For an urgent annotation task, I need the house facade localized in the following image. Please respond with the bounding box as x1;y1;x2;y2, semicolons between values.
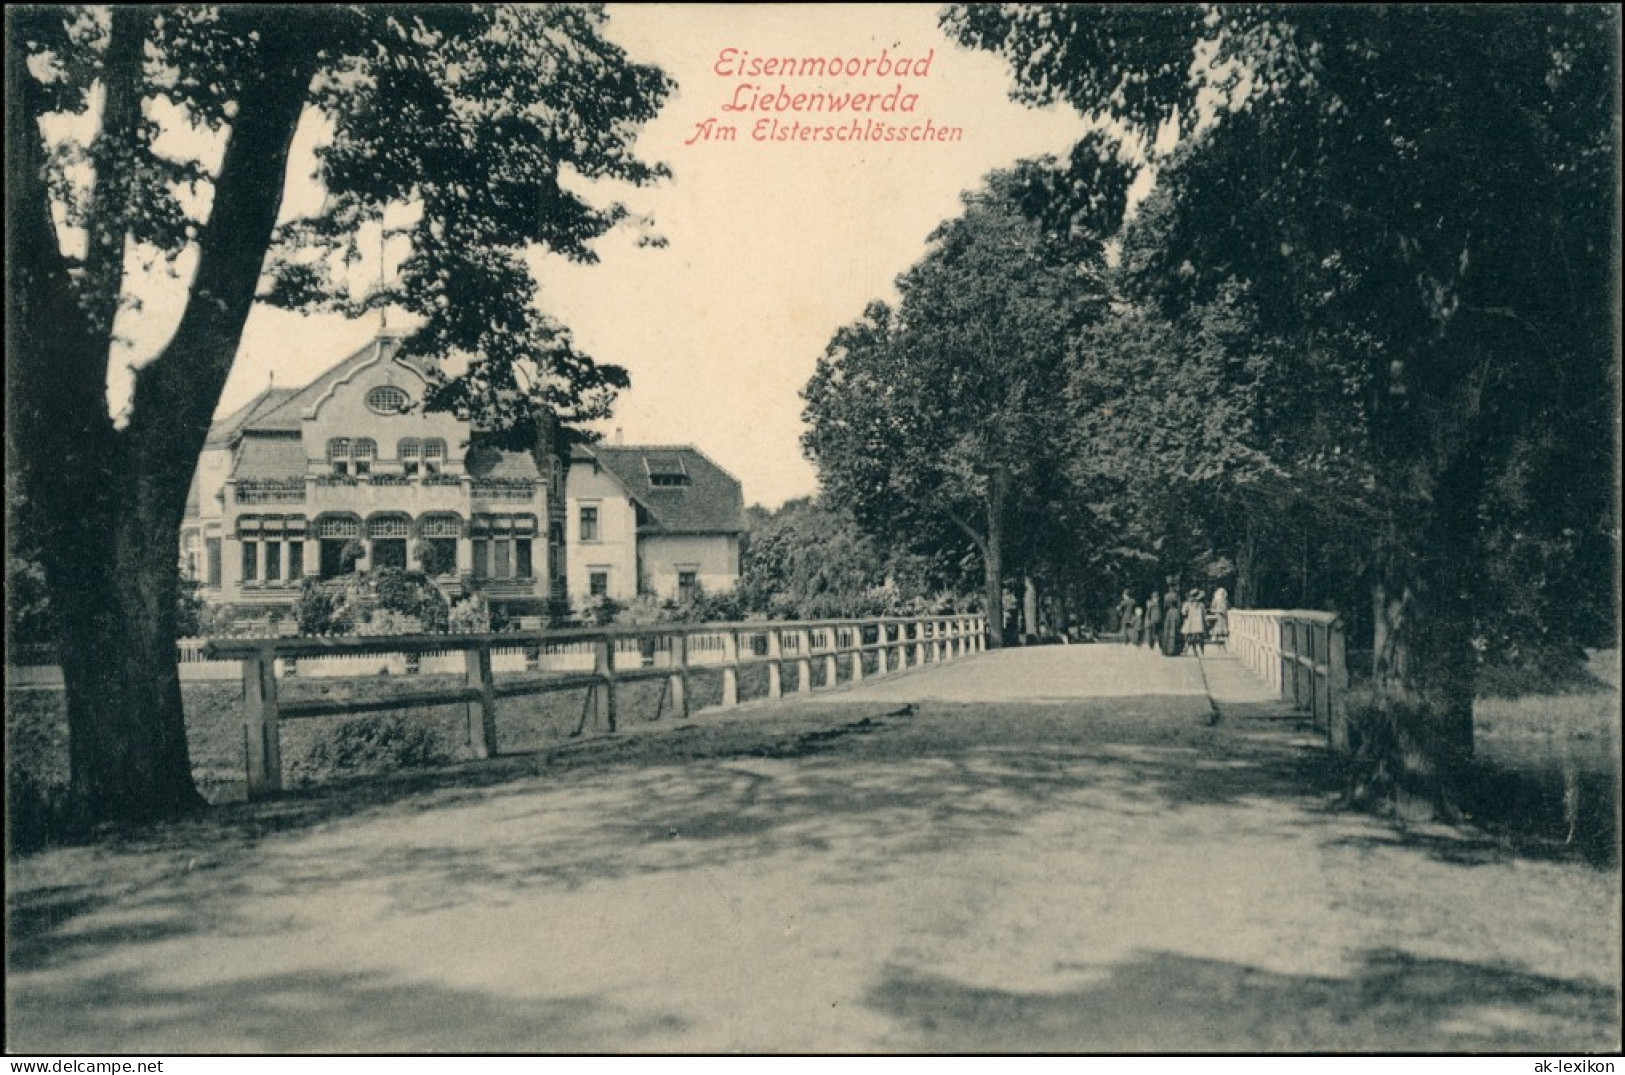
182;333;743;619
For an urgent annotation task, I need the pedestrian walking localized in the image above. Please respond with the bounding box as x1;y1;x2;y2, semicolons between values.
1144;591;1163;649
1210;586;1230;647
1181;588;1208;657
1160;580;1182;655
1116;590;1135;645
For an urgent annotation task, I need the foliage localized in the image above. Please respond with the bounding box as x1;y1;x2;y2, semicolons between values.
295;569;449;636
447;592;492;634
802;171;1111;632
948;5;1619;774
739;498;972;620
414;540;457;579
4;553;55;652
300;715;446;781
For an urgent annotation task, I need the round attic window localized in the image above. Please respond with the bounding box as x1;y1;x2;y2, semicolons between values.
365;385;410;415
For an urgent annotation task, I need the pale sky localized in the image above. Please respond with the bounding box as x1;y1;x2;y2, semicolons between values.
121;4;1091;509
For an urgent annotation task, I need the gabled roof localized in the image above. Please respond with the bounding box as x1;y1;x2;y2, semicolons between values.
204;386;302;448
205;333;425;445
578;445;745;535
233;433;309;480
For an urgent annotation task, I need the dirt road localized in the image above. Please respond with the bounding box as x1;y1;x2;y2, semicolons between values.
7;648;1619;1052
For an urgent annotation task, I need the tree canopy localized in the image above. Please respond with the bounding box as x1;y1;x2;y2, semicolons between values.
802;171;1110;636
945;3;1619;798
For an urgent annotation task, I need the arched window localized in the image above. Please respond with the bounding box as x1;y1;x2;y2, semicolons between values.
415;513;464;577
327;438;351;475
398;438;421;476
367;512;410;570
352;438;376;476
422;439;447;475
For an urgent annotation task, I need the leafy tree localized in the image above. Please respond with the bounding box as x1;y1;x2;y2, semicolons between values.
948;4;1618;804
6;6;671;824
802;172;1111;641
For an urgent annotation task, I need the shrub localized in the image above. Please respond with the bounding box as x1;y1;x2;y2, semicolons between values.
300;715;446;781
448;592;492;633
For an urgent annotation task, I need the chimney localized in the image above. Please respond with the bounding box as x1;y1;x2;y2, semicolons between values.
614;427;624;445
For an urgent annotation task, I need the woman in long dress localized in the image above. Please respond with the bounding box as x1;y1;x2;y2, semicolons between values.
1181;589;1208;657
1160;582;1182;655
1210;587;1230;647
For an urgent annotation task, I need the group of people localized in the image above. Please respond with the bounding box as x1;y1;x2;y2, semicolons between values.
1115;582;1230;657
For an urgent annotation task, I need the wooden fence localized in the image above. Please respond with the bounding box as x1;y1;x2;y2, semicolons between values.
1228;609;1348;750
205;614;988;799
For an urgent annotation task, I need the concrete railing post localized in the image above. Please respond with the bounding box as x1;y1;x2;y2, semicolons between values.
796;628;813;694
1328;618;1348;752
669;631;690;719
721;629;740;707
767;627;783;699
593;634;617;732
822;627;839;689
912;621;926;666
850;626;864;683
465;641;498;758
243;647;282;800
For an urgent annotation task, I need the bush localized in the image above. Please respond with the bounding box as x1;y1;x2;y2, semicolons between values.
299;715;447;781
6;772;77;856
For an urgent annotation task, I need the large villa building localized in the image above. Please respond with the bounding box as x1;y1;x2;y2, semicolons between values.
182;333;744;619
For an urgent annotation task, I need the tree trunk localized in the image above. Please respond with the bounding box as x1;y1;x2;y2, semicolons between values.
7;24;317;827
1023;575;1039;644
982;473;1008;648
50;500;205;822
1365;448;1484;818
1234;518;1257;607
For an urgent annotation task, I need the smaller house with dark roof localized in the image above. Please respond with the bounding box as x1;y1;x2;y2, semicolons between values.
566;443;745;604
182;333;743;618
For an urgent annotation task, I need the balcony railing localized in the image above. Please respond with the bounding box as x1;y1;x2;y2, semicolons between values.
471;479;536;501
233;479;306;504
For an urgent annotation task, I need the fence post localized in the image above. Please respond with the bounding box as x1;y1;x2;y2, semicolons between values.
1327;619;1349;752
796;628;813;693
593;634;618;731
874;620;889;676
464;642;498;758
936;619;948;663
850;625;865;683
912;620;926;666
767;627;783;699
721;629;739;707
243;646;282;800
822;627;839;689
669;631;690;719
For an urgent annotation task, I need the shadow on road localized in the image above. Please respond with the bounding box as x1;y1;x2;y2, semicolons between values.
866;947;1620;1052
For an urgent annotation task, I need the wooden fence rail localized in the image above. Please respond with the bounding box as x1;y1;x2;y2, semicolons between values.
205;614;988;800
1228;609;1348;750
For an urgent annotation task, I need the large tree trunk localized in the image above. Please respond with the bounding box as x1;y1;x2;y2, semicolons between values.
1365;447;1484;818
982;472;1008;648
7;23;317;826
50;500;204;821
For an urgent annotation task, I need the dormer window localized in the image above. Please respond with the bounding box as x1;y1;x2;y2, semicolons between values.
366;385;411;415
644;454;690;487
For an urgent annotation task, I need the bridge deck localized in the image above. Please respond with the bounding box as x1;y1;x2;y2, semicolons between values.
835;642;1290;709
7;644;1616;1052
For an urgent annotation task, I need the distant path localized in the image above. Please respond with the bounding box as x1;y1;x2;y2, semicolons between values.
8;646;1618;1052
